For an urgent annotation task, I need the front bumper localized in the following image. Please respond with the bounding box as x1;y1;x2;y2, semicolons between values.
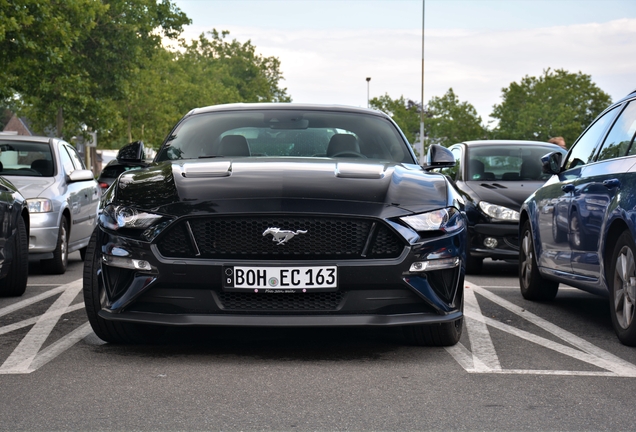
28;212;59;253
93;222;466;327
468;223;519;260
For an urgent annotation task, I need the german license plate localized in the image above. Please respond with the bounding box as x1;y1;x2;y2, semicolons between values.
223;266;337;293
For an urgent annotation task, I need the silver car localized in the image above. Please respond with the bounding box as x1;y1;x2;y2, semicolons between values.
0;135;99;274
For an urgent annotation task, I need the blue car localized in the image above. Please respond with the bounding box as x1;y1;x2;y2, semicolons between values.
519;89;636;345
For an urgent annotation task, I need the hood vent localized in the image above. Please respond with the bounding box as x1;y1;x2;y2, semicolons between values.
335;162;386;179
181;161;232;178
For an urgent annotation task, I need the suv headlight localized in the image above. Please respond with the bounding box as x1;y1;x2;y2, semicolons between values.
479;201;520;221
27;198;53;213
400;207;464;233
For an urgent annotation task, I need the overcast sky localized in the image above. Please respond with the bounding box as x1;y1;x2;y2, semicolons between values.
173;0;636;125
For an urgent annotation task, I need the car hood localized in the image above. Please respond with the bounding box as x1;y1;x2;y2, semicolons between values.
112;159;451;216
4;176;55;199
463;180;545;210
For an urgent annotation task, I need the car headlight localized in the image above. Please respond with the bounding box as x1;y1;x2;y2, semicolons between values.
400;207;464;233
27;198;53;213
478;201;520;221
100;204;165;231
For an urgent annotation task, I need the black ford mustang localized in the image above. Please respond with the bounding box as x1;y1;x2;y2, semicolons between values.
83;104;467;345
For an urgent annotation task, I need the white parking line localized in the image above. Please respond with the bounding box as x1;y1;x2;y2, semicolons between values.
446;282;636;377
0;279;84;374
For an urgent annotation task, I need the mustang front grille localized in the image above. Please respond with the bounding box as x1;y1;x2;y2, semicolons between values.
216;291;345;311
156;216;404;260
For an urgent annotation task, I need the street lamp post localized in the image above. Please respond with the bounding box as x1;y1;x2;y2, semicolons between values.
366;77;371;108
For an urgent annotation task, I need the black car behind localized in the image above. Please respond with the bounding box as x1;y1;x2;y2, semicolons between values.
437;140;566;273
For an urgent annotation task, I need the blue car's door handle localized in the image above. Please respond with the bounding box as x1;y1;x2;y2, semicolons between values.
603;178;621;189
561;184;575;193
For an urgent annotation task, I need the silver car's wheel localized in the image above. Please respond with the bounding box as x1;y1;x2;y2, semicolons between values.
609;231;636;344
41;217;69;274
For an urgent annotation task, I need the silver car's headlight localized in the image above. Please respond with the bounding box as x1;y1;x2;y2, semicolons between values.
479;201;520;221
27;198;53;213
400;207;464;233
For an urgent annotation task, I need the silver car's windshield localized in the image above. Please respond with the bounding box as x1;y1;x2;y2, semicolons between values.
156;110;414;164
0;140;54;177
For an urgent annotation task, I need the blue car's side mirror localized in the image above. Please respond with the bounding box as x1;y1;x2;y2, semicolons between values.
542;151;563;174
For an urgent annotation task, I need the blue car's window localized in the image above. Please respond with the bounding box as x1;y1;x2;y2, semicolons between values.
0;140;54;177
156;110;414;164
597;101;636;161
565;106;619;170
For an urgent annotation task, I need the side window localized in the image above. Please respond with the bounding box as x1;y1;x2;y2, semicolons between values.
565;106;618;170
65;145;86;170
597;101;636;161
58;144;75;175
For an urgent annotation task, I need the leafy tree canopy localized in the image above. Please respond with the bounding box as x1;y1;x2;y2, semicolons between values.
490;68;612;147
99;30;292;149
369;94;421;144
426;88;487;147
2;0;190;138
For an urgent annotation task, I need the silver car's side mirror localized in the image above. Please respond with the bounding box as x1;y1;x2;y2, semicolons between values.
68;169;95;182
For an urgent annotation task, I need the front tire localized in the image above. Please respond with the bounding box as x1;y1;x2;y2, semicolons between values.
41;217;68;274
608;231;636;346
0;216;28;297
519;220;558;301
403;317;463;347
83;229;162;344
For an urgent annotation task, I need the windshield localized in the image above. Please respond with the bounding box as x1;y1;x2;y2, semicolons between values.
0;140;54;177
156;109;414;164
467;145;560;181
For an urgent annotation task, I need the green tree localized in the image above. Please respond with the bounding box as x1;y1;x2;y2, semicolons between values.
369;94;421;143
100;30;292;149
2;0;190;138
425;88;487;147
490;69;612;147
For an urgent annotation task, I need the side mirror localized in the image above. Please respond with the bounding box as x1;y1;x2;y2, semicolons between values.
541;151;563;175
68;169;94;182
117;140;145;163
423;144;455;171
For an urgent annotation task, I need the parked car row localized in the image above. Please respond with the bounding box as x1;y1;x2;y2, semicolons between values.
5;90;636;348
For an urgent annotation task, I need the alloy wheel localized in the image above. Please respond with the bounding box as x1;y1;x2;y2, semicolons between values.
614;245;636;329
521;230;533;289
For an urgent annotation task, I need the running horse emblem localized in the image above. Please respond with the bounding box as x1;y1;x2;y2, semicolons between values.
263;227;308;245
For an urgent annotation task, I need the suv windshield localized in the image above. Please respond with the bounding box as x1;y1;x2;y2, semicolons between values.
0;140;54;177
156;109;414;164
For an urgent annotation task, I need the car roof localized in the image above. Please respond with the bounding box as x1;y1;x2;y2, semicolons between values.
458;140;559;147
0;134;54;144
187;103;390;119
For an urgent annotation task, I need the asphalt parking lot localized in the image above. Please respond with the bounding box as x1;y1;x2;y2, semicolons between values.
1;254;636;430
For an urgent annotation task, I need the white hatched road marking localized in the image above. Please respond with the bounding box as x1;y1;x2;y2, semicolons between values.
0;279;90;374
1;279;636;375
445;282;636;377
